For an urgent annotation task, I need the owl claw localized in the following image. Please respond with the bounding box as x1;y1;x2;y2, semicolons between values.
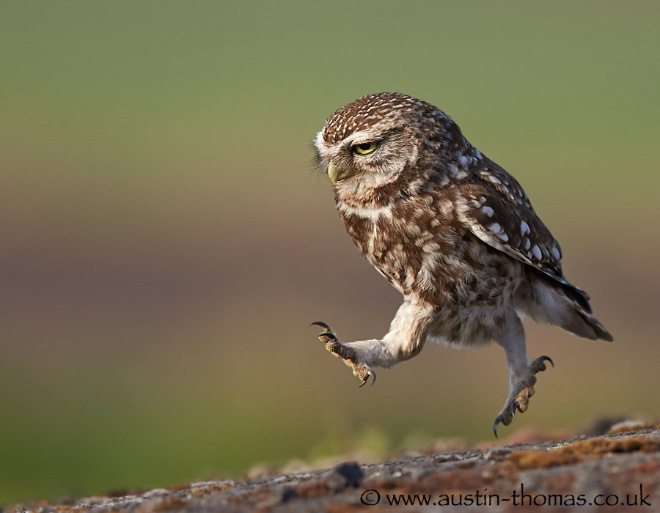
359;370;376;387
492;355;555;437
493;416;504;438
310;321;376;387
310;321;332;331
493;401;518;438
530;355;554;373
311;321;338;342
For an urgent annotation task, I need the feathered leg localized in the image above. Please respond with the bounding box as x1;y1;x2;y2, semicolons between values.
493;313;553;437
312;300;433;386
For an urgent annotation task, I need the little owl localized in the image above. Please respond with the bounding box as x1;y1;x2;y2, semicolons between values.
312;92;613;436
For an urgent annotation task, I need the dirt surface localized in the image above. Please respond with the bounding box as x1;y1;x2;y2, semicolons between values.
13;426;660;513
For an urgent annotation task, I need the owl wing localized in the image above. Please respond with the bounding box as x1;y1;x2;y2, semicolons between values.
454;162;592;307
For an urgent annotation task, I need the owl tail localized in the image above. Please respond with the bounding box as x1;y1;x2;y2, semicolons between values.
524;277;614;342
569;304;614;342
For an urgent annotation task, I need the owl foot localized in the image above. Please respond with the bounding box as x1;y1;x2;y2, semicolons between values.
493;355;554;438
310;321;376;386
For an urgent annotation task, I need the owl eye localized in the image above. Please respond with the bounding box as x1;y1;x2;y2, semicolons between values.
352;141;378;155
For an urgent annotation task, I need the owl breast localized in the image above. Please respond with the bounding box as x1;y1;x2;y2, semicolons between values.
337;192;525;346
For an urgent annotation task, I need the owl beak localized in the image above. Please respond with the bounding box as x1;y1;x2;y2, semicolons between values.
327;162;353;185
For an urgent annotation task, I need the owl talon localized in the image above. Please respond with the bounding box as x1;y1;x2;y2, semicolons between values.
493;416;505;438
493;355;555;436
359;370;376;387
310;321;332;331
493;403;516;438
530;355;554;373
311;321;338;342
310;322;376;386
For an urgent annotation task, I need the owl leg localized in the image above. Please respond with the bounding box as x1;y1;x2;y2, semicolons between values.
492;314;553;437
311;301;433;386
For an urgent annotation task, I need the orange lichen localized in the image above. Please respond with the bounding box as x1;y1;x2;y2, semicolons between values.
607;420;657;434
569;436;660;455
508;435;660;470
508;448;582;469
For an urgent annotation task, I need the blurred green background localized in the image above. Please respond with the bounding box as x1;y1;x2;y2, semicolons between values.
1;0;659;505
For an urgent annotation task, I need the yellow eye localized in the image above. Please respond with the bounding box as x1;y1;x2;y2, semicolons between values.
353;141;378;155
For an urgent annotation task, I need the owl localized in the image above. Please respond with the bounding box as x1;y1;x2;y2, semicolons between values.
312;92;613;436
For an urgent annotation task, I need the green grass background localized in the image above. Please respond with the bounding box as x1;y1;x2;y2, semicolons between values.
1;0;659;505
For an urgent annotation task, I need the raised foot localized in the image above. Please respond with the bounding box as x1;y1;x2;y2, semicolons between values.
493;355;554;438
310;321;376;386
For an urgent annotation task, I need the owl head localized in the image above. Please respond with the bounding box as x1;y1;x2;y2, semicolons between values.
314;92;470;201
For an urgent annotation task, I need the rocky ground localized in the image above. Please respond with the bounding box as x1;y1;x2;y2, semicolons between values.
12;423;660;513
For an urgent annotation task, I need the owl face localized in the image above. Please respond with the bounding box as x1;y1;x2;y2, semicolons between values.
314;93;441;196
315;123;419;190
314;93;468;201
